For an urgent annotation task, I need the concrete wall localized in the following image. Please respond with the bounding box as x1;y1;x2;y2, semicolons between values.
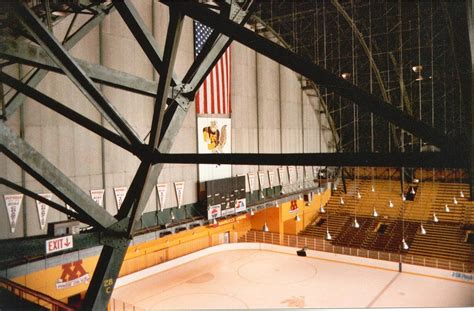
0;3;333;239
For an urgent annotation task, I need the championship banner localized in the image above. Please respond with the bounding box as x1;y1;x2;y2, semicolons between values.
288;166;296;184
248;173;257;192
197;117;232;182
235;198;246;213
268;170;276;187
208;203;221;219
35;193;52;230
289;200;299;214
4;194;23;233
297;166;304;182
113;187;127;210
258;171;267;190
156;183;168;211
277;167;286;186
174;181;185;209
89;189;105;207
305;166;313;180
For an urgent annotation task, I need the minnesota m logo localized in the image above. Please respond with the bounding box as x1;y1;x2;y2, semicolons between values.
60;260;87;281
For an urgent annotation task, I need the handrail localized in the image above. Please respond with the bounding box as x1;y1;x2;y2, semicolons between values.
0;277;74;311
240;231;471;273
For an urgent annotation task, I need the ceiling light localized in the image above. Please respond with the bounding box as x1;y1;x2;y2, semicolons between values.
319;205;325;213
444;204;450;212
402;238;409;250
371;185;375;192
420;224;426;235
402;194;406;201
433;213;439;223
250;209;255;216
262;222;269;232
388;200;394;208
353;218;360;228
460;191;464;198
275;201;279;207
340;197;345;205
453;197;458;205
170;210;175;221
372;208;378;217
357;191;362;199
341;72;351;80
295;214;301;222
211;217;218;225
325;229;332;240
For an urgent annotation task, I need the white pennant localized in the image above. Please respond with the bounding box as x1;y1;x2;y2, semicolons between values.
268;170;275;188
113;187;127;210
156;183;168;211
174;181;185;209
277;167;285;186
248;173;256;192
35;193;52;230
4;194;23;233
89;189;105;207
258;171;266;190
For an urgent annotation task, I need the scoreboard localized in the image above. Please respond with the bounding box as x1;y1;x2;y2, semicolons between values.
206;175;246;220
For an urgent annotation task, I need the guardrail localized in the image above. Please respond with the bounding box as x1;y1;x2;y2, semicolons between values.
0;277;74;311
240;231;472;273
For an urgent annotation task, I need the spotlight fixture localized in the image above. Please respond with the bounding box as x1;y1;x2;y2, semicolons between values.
460;191;465;198
420;224;427;235
372;208;378;217
262;222;269;232
319;205;326;213
402;238;409;250
295;214;301;222
444;204;450;213
388;200;394;208
352;218;360;228
412;65;424;81
341;72;352;80
453;197;458;205
433;213;439;223
340;197;345;205
325;228;332;240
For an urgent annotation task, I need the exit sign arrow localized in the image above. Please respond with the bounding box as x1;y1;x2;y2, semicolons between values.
45;235;74;254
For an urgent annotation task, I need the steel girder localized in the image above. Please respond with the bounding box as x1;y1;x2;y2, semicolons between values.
161;0;463;155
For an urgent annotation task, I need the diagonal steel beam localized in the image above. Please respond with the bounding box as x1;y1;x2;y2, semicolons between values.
152;152;466;168
0;177;81;220
13;2;142;146
0;123;116;228
162;0;458;152
0;37;159;98
113;0;179;86
4;6;113;119
0;72;135;154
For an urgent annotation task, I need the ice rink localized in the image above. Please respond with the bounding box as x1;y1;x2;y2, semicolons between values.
112;249;473;309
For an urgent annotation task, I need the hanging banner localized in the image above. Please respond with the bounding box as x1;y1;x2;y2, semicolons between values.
288;166;296;184
305;166;313;180
297;166;304;182
89;189;105;207
156;183;168;211
289;200;299;214
268;170;276;187
174;181;185;209
4;194;23;233
258;171;267;190
35;193;52;230
113;187;127;210
277;167;286;186
247;173;257;192
197;117;232;182
235;198;247;213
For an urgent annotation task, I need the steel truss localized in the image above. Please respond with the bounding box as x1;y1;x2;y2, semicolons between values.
0;0;470;309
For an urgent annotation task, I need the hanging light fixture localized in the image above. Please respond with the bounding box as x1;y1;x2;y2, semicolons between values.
295;214;301;222
352;217;360;228
262;222;269;232
402;238;409;250
460;191;465;198
340;197;345;205
211;217;218;225
433;213;439;223
250;208;255;216
388;200;394;208
341;72;352;80
170;210;175;221
319;204;326;213
357;191;362;199
372;208;378;217
444;204;450;213
325;228;332;240
453;197;458;205
371;185;375;192
402;194;406;202
333;184;337;191
410;187;416;194
412;65;424;81
420;223;427;235
275;201;279;207
260;191;265;199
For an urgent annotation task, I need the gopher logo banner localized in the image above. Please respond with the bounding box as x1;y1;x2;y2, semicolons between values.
197;117;232;182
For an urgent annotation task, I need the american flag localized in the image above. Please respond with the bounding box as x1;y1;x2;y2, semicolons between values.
194;20;231;114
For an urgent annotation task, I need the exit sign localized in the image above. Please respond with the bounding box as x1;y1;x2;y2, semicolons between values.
46;235;73;254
